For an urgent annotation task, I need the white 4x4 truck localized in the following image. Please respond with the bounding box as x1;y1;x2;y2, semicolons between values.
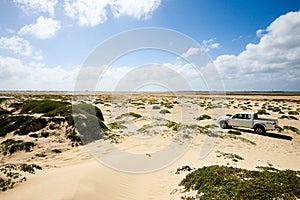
217;112;278;134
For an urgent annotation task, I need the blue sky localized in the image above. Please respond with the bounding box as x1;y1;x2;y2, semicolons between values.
0;0;300;91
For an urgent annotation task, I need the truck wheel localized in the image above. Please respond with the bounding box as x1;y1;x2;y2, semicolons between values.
254;125;265;134
220;121;229;129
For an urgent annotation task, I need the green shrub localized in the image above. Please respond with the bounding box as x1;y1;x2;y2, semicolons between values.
128;112;142;118
108;122;127;129
179;165;300;199
283;126;300;134
288;111;299;115
227;130;242;135
257;109;270;115
21;100;69;114
196;114;211;120
152;105;160;109
159;109;171;114
166;121;180;131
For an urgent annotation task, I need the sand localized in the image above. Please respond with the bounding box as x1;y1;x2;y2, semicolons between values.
0;92;299;199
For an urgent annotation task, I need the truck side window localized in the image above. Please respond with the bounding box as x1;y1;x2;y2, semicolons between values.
254;114;258;119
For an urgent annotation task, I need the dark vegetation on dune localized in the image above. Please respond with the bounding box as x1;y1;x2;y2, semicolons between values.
0;97;110;192
0;98;108;146
0;163;42;191
179;165;300;199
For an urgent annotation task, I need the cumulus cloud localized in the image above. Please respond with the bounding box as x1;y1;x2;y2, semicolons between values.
0;36;43;59
0;56;79;90
202;38;221;52
64;0;111;27
19;16;61;39
214;10;300;90
63;0;162;27
13;0;58;16
181;47;201;58
110;0;161;19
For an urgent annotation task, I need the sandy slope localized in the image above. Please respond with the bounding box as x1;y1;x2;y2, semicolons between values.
0;93;300;199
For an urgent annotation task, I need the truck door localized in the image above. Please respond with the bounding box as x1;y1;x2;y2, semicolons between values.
242;114;253;127
229;113;244;127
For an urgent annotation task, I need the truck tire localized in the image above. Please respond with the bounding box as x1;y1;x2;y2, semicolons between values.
220;121;229;129
254;125;265;134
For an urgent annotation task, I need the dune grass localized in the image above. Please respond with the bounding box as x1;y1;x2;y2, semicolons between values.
196;114;211;121
216;151;244;162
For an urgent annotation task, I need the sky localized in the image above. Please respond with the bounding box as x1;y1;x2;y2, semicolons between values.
0;0;300;91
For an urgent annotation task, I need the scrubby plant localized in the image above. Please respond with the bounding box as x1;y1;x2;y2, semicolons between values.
159;109;171;114
0;163;41;191
152;105;160;109
128;112;142;118
0;139;35;155
179;165;300;199
20;100;69;114
196;114;211;121
288;111;299;115
108;122;127;129
283;126;300;134
227;130;242;135
257;109;270;115
216;151;244;162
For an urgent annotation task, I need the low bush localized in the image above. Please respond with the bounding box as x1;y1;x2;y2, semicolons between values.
128;112;142;118
283;126;300;134
288;111;299;115
152;105;160;109
196;114;211;121
0;139;35;155
257;109;270;115
159;109;171;114
179;165;300;199
227;130;242;135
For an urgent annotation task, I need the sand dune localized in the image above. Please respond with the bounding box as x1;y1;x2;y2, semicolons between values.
0;93;299;199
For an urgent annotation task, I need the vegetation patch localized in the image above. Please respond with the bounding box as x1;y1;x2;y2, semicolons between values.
0;163;42;192
128;112;142;118
288;111;299;115
216;151;244;162
196;114;211;121
0;139;35;155
179;165;300;199
257;109;270;115
159;109;171;114
227;130;242;135
279;115;298;120
283;126;300;134
152;105;161;109
108;122;127;129
0;115;48;137
73;103;108;143
20;100;69;114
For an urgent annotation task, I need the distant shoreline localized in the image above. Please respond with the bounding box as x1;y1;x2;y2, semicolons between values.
0;91;300;96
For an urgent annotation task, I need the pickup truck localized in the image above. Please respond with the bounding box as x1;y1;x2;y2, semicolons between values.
217;112;278;134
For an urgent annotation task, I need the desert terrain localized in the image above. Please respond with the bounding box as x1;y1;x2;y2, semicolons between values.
0;92;299;199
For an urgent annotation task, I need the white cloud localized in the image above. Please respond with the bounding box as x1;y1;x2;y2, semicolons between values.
0;36;43;59
256;29;266;38
0;56;79;90
64;0;111;27
214;11;300;90
181;47;200;58
202;38;221;52
63;0;161;27
13;0;58;16
19;16;61;39
110;0;161;19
